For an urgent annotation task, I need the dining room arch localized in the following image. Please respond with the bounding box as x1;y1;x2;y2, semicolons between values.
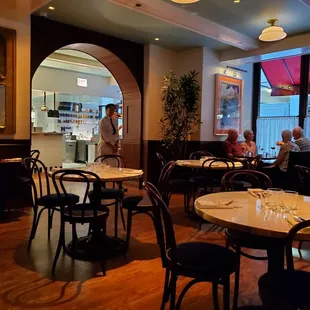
31;42;142;169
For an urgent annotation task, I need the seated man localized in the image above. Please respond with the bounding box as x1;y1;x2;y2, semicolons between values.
292;126;310;151
224;128;245;161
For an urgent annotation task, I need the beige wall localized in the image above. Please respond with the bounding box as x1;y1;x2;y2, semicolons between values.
143;44;176;140
0;17;31;140
201;47;253;141
143;44;253;142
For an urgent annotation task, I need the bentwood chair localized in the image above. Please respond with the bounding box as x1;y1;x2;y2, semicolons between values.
145;182;238;310
189;150;214;160
23;158;79;251
259;220;310;310
156;152;167;169
30;150;40;160
222;170;272;309
52;169;108;275
92;154;126;236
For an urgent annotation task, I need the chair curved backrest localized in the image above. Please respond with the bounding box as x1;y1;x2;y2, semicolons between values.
156;152;166;169
286;220;310;271
189;151;214;160
295;165;310;195
221;169;272;192
30;150;40;160
23;157;50;204
202;158;235;171
94;155;126;168
157;161;176;205
145;182;176;267
52;169;101;223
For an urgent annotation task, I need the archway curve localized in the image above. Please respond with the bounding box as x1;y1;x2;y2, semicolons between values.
32;43;142;169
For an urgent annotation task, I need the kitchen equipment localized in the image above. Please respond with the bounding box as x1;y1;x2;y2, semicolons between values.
40;91;48;112
65;140;76;163
48;93;59;118
76;140;88;162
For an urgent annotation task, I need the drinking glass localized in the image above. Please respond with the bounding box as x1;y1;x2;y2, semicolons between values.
266;188;284;211
283;190;299;213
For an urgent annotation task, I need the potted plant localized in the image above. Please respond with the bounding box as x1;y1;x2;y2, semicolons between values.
160;70;201;159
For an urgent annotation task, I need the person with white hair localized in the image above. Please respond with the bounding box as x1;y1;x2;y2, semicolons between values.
273;129;299;172
240;129;256;156
292;126;310;151
263;130;299;188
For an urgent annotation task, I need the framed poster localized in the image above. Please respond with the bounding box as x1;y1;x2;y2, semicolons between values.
214;74;243;135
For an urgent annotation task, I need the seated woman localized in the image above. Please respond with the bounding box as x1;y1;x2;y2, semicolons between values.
263;130;299;188
240;129;256;156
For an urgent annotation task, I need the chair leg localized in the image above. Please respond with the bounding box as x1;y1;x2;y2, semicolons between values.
169;271;177;310
223;276;230;310
198;220;203;231
100;261;106;276
120;205;126;230
161;269;170;310
48;209;52;240
27;207;38;251
52;219;65;275
114;199;119;238
298;241;303;251
212;282;219;310
176;279;199;309
233;246;241;310
125;209;133;254
72;223;78;253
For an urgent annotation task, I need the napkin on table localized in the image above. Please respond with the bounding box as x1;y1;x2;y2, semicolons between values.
197;200;234;209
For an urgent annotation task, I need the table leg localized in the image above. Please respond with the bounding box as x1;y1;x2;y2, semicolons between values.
266;244;285;273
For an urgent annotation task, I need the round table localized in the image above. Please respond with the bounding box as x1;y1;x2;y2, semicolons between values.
176;160;243;169
195;191;310;272
49;166;143;261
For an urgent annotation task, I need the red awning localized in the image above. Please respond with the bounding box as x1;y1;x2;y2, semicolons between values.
261;56;302;96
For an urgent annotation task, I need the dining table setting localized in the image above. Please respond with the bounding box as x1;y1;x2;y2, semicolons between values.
195;188;310;272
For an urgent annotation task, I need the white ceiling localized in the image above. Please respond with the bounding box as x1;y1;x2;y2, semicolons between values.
36;0;310;51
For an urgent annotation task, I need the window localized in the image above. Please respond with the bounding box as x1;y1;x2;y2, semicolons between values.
260;56;301;117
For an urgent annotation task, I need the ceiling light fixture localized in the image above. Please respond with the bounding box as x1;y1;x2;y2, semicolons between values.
171;0;200;4
233;0;240;3
259;19;287;42
154;37;160;41
48;6;55;10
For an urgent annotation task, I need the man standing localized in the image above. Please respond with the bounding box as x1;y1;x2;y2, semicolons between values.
98;104;119;156
292;126;310;151
224;128;245;161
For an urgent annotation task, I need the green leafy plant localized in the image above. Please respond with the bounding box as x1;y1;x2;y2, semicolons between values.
160;70;201;159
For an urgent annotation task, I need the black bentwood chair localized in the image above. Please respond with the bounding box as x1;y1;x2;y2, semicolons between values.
259;220;310;310
23;158;79;251
222;169;272;309
52;169;108;275
90;155;126;236
145;182;238;310
30;150;40;160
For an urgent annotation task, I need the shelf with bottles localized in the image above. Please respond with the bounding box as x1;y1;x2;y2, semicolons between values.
58;112;99;119
58;119;98;125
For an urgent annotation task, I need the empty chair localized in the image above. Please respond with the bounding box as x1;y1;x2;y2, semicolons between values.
295;165;310;195
222;169;272;309
23;158;79;251
30;150;40;160
259;220;310;310
145;182;238;310
189;150;214;160
51;169;108;275
91;154;126;236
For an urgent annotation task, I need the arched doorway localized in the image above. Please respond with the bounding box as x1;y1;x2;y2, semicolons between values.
31;43;142;169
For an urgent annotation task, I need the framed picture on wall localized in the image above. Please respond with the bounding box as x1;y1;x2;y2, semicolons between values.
214;74;243;135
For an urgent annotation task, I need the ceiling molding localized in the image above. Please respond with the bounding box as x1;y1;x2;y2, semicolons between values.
107;0;258;51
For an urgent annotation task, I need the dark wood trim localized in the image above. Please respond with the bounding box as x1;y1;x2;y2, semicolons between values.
252;62;261;140
0;139;30;159
299;54;309;127
0;26;16;135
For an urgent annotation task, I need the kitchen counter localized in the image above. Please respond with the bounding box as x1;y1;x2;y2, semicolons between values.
32;132;65;136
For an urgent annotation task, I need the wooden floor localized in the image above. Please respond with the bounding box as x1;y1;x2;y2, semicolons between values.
1;181;310;310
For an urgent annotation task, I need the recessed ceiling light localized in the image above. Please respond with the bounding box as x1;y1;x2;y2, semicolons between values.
233;0;240;3
259;19;287;42
171;0;200;4
48;6;55;10
154;37;160;41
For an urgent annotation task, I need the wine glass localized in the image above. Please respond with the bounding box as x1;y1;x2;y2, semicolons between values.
271;146;276;157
